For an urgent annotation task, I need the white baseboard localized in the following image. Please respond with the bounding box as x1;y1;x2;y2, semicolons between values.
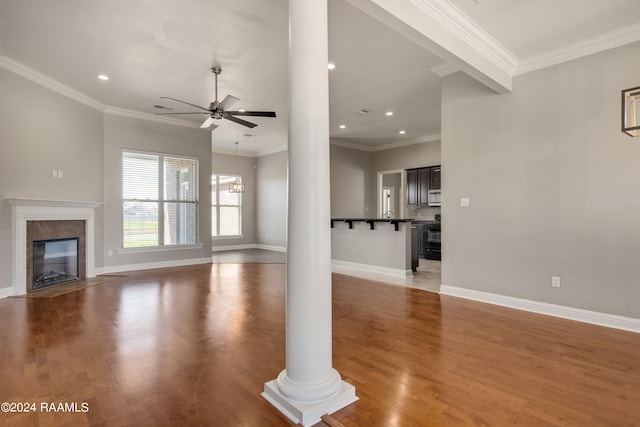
100;257;212;275
212;244;256;252
212;243;287;253
0;286;14;299
440;285;640;334
256;244;287;253
332;260;412;279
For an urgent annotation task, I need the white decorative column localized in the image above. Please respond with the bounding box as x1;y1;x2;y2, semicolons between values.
262;0;357;425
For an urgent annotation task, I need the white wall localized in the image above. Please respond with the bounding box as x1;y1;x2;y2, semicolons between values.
441;41;640;319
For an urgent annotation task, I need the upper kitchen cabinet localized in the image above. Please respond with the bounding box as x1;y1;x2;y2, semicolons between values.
429;166;441;190
406;169;418;207
407;165;441;208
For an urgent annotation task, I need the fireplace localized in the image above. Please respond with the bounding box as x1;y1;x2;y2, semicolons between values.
8;198;101;296
32;237;80;289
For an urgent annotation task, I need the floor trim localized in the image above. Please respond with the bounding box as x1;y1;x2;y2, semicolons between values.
256;244;287;252
0;287;14;299
98;257;212;275
332;260;412;279
440;285;640;334
212;244;256;252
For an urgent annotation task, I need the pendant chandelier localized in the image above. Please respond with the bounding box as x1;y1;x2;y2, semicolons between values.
229;141;245;193
622;86;640;137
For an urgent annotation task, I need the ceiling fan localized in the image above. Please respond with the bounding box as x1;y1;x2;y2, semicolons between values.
156;66;276;129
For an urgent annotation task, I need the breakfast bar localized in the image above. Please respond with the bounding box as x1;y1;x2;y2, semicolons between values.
330;218;413;278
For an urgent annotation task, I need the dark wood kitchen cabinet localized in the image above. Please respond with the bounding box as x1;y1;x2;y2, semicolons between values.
406;169;418;207
429;166;441;190
406;165;440;208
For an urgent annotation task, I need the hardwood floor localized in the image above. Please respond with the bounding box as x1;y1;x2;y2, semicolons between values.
1;263;638;426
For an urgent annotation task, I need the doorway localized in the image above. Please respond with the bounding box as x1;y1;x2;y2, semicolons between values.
377;170;405;219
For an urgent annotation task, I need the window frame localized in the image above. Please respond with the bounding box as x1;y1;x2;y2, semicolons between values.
211;173;243;238
121;149;200;250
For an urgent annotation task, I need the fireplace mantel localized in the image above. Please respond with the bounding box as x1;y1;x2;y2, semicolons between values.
7;198;102;209
9;198;102;296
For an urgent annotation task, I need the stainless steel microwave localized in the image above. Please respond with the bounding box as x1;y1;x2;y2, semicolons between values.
428;190;441;206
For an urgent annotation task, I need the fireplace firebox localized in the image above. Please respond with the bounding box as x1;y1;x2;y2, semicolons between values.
32;237;80;290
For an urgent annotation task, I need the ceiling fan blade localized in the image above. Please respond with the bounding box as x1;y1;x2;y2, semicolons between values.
226;111;276;117
155;112;210;115
200;116;216;129
160;97;211;112
218;95;240;111
223;114;257;128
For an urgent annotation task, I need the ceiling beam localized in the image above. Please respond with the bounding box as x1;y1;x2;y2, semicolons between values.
345;0;516;93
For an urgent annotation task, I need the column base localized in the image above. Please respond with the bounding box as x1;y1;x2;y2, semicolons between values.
262;379;358;426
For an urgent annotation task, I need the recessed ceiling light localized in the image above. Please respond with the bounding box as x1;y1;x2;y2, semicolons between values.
399;130;406;135
97;74;109;81
328;63;336;70
239;109;246;113
386;111;394;116
339;124;346;129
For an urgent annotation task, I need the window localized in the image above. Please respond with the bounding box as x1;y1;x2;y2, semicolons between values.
212;174;242;237
122;151;199;248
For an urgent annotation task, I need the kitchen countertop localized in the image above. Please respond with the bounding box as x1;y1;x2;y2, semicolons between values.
410;219;437;224
330;218;414;231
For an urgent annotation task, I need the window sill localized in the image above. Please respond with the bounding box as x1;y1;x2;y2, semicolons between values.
117;243;203;254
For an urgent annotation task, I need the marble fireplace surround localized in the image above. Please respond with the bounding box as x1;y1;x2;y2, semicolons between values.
8;198;101;296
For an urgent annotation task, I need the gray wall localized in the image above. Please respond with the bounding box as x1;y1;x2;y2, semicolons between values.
330;143;374;217
256;149;287;249
441;41;640;319
103;114;212;268
212;151;257;247
0;68;104;290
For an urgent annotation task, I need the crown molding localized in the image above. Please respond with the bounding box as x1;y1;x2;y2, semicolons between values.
212;143;288;158
346;0;513;92
256;144;288;157
0;54;106;111
409;0;518;75
516;22;640;76
430;62;459;77
330;134;441;153
0;55;214;130
212;147;259;157
330;138;374;152
103;106;205;129
373;133;441;151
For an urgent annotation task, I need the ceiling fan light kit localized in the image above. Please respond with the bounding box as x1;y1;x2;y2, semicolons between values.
155;66;276;129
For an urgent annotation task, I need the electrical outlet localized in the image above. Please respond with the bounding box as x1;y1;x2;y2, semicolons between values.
58;170;63;179
52;170;58;178
108;250;113;257
460;197;470;207
552;276;561;288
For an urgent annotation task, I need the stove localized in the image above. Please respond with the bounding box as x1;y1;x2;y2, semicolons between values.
424;214;441;260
